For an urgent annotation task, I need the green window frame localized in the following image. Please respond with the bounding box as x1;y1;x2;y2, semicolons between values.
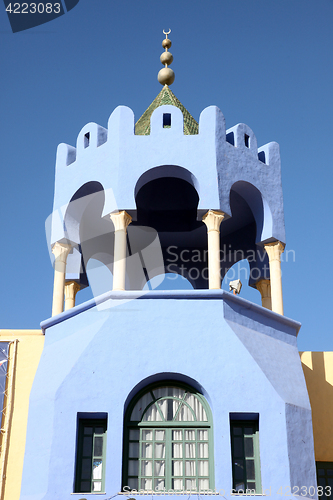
230;417;261;494
316;462;333;498
75;418;107;493
123;382;214;493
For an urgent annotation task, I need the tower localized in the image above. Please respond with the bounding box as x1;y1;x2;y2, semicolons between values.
19;32;317;499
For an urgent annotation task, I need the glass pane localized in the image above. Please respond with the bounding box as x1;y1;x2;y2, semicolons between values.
328;469;333;476
318;478;326;487
129;429;140;440
246;459;255;480
245;427;254;435
142;443;153;458
95;427;104;435
175;402;194;422
129;442;139;458
81;458;91;480
141;478;152;490
93;481;102;492
94;436;103;457
185;443;196;458
143;403;163;422
142;430;153;441
198;442;208;458
84;427;93;435
155;430;165;441
172;430;182;440
185;478;196;490
157;399;179;421
234;460;244;481
80;480;90;492
131;392;153;421
198;460;209;476
155;460;165;476
93;459;102;479
244;437;254;457
172;443;183;458
247;482;256;490
172;460;183;476
233;427;242;436
128;460;139;476
198;478;209;490
141;460;153;476
153;387;185;399
82;436;93;456
185;430;195;440
128;478;138;489
183;393;207;421
235;482;245;491
198;430;208;440
233;437;243;457
155;443;165;458
172;478;183;490
155;478;165;490
185;460;196;476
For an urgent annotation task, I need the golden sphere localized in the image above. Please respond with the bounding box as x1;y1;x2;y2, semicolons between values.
162;38;172;49
158;67;175;86
160;51;173;66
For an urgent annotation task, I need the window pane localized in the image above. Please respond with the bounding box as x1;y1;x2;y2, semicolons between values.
82;436;93;456
235;482;245;491
186;478;196;490
129;429;140;440
246;459;255;480
172;443;183;458
172;460;183;476
233;437;243;457
128;460;138;476
175;402;194;422
80;481;90;492
93;460;102;479
198;430;208;440
141;460;153;476
128;478;138;489
84;427;93;435
185;443;196;458
244;437;254;457
183;393;207;421
94;436;103;457
143;402;163;422
95;427;104;435
199;478;209;490
155;443;165;458
131;393;153;421
155;460;165;476
81;458;91;480
93;481;102;492
142;443;153;458
155;430;165;441
172;478;183;490
155;478;165;490
234;460;244;481
142;430;153;441
328;469;333;476
141;478;152;489
198;461;209;476
129;442;139;458
185;461;196;476
233;427;242;436
172;430;182;440
198;443;208;458
244;427;254;435
185;430;195;440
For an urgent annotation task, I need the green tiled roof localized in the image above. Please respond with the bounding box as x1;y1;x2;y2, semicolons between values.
135;85;198;135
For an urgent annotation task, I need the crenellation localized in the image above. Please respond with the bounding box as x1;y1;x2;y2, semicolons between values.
76;122;108;155
225;123;258;156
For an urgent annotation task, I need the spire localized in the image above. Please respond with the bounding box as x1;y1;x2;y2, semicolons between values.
157;29;175;86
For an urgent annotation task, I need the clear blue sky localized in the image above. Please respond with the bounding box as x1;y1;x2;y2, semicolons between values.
1;0;332;351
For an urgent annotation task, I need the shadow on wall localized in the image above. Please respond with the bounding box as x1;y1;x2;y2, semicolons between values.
301;352;333;462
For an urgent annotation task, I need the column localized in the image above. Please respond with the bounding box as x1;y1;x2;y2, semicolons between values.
202;210;225;289
264;241;285;315
52;242;72;316
110;211;132;291
64;281;81;311
256;279;272;310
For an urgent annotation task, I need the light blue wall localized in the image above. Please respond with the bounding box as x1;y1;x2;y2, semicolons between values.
20;292;317;500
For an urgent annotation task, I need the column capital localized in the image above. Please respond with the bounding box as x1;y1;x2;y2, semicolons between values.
110;211;132;232
65;281;80;296
52;242;72;262
256;279;271;298
264;241;285;262
202;210;225;232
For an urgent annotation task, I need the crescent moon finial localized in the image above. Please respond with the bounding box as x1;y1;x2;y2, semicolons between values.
163;29;171;38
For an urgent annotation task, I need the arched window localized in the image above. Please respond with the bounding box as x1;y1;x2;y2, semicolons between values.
123;383;214;492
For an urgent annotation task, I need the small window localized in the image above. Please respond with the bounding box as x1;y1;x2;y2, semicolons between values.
163;113;171;128
244;134;250;148
75;418;107;493
230;417;261;494
316;462;333;494
84;132;90;148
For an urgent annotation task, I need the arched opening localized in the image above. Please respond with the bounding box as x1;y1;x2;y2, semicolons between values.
123;381;214;492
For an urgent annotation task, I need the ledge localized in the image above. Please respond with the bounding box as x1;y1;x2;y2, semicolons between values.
40;289;301;335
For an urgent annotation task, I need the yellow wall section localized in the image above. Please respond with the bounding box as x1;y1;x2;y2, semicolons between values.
301;351;333;462
0;330;44;500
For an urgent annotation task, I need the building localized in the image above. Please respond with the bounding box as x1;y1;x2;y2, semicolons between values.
0;32;331;500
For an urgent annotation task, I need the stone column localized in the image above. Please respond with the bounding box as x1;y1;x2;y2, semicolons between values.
64;281;80;311
110;211;132;291
202;210;225;289
256;279;272;310
52;242;72;316
264;241;285;315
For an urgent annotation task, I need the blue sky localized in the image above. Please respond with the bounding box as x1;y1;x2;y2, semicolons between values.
0;0;332;351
